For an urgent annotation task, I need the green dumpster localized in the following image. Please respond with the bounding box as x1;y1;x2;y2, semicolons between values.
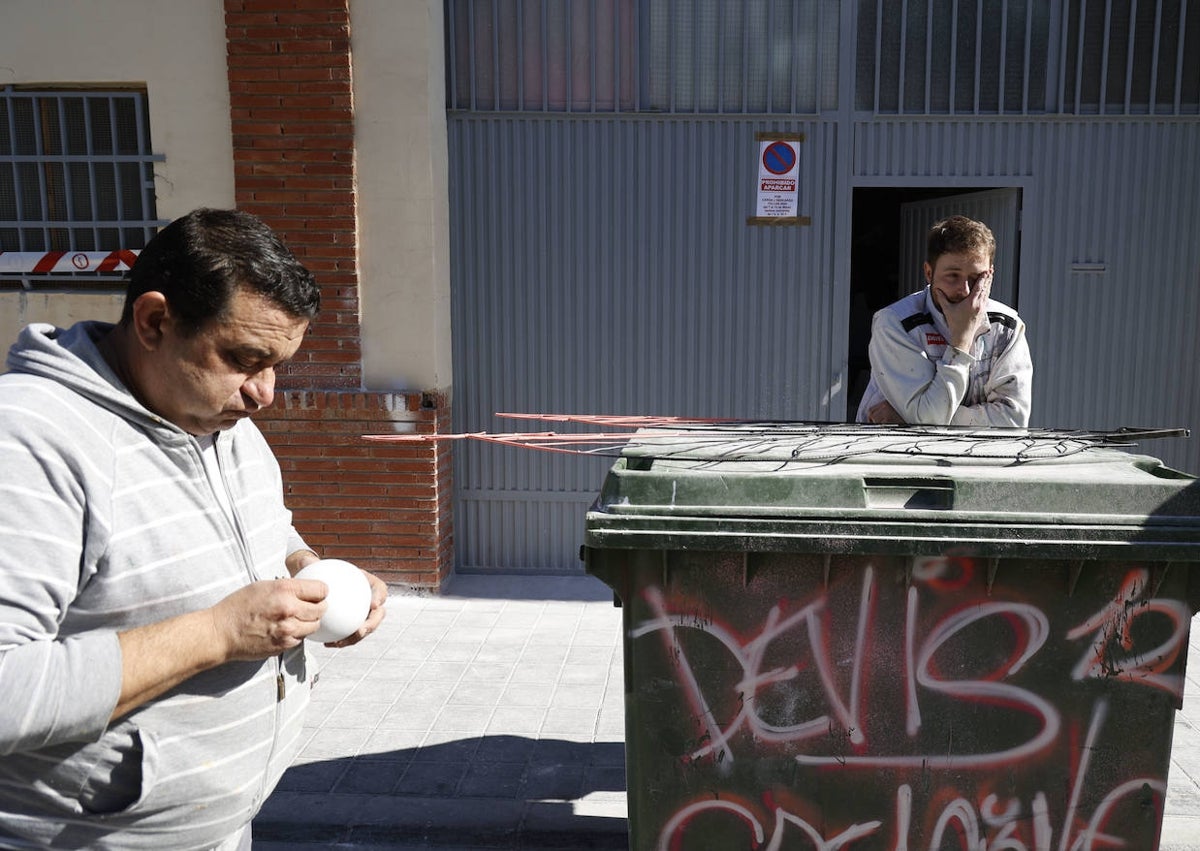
583;424;1200;851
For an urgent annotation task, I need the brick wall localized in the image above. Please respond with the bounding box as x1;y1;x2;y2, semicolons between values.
256;392;454;589
224;0;453;589
224;0;358;389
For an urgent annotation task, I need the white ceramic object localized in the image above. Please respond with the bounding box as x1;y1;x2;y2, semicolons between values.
294;559;371;643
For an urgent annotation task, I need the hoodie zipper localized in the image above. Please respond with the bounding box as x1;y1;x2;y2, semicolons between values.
199;433;291;804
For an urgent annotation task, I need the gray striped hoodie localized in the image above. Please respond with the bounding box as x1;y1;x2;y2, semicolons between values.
0;322;312;849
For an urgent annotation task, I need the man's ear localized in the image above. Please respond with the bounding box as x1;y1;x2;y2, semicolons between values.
129;292;171;351
923;261;933;284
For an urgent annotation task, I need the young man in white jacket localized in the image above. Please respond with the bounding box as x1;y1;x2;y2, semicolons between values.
856;215;1033;427
0;209;388;850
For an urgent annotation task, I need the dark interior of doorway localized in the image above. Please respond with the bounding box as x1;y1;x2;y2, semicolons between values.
847;186;996;421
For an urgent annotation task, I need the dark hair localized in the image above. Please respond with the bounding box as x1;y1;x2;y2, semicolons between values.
926;215;996;268
122;208;320;335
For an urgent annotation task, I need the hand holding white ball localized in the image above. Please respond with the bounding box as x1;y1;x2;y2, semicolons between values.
293;559;372;643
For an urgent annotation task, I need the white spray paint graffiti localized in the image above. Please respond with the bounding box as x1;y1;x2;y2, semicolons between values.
633;556;1185;850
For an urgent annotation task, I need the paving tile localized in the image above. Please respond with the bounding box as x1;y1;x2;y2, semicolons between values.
540;707;600;736
584;764;628;792
275;760;348;794
375;703;442;731
474;734;537;764
473;644;526;663
335;759;409;795
394;762;470;797
398;680;457;704
487;626;534;645
431;704;494;732
459;761;526;798
462;660;517;682
310;677;357;705
322;698;393;729
500;683;556;707
427;642;484;662
299;726;375;760
508;663;563;684
416;732;484;758
358;728;426;757
548;686;606;709
410;662;469;683
558;664;611;685
486;706;547;735
522;763;585;800
446;681;505;706
572;628;620;647
521;643;570;664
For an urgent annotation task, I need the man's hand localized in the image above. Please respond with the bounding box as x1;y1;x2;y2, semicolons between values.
209;578;329;661
939;271;991;352
867;399;907;424
323;570;389;648
113;578;328;720
284;550;388;648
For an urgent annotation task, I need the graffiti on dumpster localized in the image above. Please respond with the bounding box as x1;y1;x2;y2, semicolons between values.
629;557;1188;850
656;774;1166;851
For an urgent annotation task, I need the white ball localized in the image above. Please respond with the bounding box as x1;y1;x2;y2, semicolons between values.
294;559;371;643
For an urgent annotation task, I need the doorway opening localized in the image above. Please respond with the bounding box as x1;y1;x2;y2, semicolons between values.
847;186;1023;420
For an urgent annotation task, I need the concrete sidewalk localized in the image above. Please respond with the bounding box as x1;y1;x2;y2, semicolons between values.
254;573;1200;850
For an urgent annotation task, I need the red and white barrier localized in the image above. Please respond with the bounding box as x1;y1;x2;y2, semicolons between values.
0;250;139;274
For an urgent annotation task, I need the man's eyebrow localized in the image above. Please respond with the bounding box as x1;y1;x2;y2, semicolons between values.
229;344;282;363
232;344;273;357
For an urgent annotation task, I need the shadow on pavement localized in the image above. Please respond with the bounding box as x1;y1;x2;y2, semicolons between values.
437;572;617;603
254;735;628;849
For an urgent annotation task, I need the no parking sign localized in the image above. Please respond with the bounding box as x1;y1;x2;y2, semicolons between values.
756;137;800;218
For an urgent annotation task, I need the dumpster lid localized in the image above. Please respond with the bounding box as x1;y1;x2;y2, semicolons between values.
584;424;1200;558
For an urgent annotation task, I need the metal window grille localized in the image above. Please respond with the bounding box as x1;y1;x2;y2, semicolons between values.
0;86;166;291
445;0;840;114
448;1;1199;117
858;0;1200;115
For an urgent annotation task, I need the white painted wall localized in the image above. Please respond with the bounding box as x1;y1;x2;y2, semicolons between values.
352;0;453;392
0;0;235;348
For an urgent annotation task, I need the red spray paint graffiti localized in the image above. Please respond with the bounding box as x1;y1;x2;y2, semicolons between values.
620;554;1188;850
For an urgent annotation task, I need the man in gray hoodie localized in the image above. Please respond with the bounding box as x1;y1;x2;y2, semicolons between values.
0;208;388;849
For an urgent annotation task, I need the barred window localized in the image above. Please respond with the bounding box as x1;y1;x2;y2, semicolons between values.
857;0;1200;116
0;86;165;291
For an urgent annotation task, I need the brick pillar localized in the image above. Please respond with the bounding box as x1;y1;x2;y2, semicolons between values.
224;0;452;589
256;392;454;589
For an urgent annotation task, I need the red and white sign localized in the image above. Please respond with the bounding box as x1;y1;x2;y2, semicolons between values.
756;140;800;218
0;250;139;274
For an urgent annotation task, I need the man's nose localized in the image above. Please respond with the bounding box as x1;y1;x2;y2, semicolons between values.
242;369;275;411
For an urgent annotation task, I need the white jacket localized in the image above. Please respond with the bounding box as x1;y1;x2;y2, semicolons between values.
855;286;1032;427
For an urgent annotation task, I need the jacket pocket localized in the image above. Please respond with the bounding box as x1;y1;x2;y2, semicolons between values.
76;723;157;816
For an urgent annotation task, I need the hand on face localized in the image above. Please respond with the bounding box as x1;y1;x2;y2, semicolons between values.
928;254;993;352
937;272;990;350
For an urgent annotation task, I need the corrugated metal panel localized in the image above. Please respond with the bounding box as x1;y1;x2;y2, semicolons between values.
449;116;844;571
1023;120;1200;472
853;118;1200;472
854;118;1035;176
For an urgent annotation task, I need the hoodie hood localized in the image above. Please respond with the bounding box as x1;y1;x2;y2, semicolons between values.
5;321;185;441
